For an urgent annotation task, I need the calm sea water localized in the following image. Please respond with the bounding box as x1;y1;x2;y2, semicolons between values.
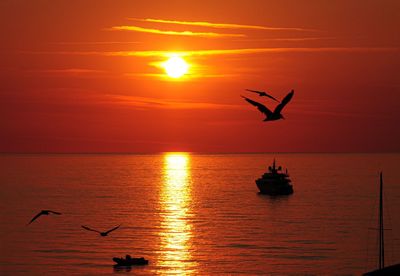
0;153;399;275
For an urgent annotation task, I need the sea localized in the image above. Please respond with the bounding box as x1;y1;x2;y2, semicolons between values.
0;153;399;275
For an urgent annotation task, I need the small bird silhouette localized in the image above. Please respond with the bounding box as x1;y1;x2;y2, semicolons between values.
242;90;294;121
28;210;62;225
245;89;280;102
81;225;121;236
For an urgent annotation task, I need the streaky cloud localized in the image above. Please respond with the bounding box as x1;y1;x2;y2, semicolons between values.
51;41;142;45
107;95;241;110
124;72;240;79
110;25;244;37
106;47;400;57
291;108;381;118
234;37;337;42
24;47;399;57
130;18;316;32
29;68;106;74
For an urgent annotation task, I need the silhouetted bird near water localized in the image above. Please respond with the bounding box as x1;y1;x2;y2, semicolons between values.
242;90;294;121
245;89;280;102
28;210;62;225
81;225;121;236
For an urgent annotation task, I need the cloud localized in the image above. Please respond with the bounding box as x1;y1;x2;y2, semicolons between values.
110;25;244;37
106;95;241;110
130;18;316;32
29;68;106;74
290;108;381;118
24;47;399;58
124;72;241;80
51;41;142;45
291;99;393;119
234;37;337;42
105;47;400;57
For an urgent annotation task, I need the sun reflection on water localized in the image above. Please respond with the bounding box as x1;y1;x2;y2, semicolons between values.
158;152;196;274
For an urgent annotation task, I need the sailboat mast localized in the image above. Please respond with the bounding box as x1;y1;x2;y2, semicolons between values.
363;172;400;275
379;172;384;270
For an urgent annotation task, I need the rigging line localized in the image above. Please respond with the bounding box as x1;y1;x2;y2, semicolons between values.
375;229;380;269
379;172;383;269
368;172;380;269
383;184;395;265
365;229;371;270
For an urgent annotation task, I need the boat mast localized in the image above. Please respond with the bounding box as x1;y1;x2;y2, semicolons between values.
379;172;384;270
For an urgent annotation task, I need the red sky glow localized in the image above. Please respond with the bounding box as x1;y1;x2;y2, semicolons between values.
1;0;399;153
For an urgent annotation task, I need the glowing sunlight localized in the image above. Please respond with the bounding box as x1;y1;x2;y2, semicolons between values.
162;56;189;78
158;152;197;273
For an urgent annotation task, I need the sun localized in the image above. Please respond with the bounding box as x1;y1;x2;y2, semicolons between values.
162;56;189;78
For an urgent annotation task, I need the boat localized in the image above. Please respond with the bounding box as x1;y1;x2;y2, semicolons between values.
256;159;293;195
363;172;400;275
113;255;149;266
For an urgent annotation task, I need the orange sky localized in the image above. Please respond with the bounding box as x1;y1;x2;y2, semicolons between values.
1;0;399;153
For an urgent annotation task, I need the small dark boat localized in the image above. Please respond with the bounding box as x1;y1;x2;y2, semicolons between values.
113;255;149;266
256;159;293;195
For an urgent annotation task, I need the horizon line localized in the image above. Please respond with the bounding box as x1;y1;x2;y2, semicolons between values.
0;151;398;155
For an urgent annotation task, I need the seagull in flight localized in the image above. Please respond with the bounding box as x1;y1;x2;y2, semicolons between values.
245;89;280;102
28;210;62;225
81;225;121;236
242;90;294;122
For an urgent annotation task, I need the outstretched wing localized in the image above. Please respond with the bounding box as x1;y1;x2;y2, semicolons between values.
274;90;294;114
105;224;121;234
242;96;272;116
46;210;62;215
246;89;280;102
246;89;262;95
28;211;44;225
81;225;101;233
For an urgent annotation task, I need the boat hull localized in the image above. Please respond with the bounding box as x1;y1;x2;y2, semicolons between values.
256;179;293;195
112;257;149;266
363;263;400;275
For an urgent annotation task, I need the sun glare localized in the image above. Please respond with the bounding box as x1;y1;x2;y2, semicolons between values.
163;56;189;78
159;152;196;273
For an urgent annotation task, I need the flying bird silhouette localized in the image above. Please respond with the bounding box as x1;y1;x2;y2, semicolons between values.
81;225;121;236
242;90;294;121
28;210;62;225
245;89;280;102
